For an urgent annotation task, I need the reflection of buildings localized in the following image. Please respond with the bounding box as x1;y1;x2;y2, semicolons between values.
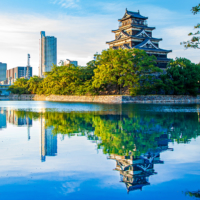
40;117;57;162
0;109;7;129
6;109;32;126
108;134;173;193
6;109;32;140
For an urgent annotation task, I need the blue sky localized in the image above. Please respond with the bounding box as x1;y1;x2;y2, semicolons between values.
0;0;199;75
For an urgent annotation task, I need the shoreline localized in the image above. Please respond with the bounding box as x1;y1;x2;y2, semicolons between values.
2;94;200;104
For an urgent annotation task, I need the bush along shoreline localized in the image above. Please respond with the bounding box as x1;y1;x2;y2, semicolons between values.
8;49;200;96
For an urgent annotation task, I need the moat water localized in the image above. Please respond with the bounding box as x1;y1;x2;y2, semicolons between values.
0;101;200;200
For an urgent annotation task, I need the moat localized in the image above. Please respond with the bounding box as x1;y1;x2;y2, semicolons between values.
0;101;200;200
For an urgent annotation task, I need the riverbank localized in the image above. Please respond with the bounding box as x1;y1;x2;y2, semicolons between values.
3;94;200;104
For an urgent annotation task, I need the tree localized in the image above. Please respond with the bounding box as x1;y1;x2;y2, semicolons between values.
58;60;64;66
92;48;161;96
36;64;96;95
8;78;30;94
27;76;43;94
157;58;200;95
181;4;200;49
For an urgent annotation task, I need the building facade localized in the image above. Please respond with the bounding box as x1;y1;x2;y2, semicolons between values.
0;62;7;82
106;9;172;69
39;31;57;77
64;59;78;67
7;66;32;85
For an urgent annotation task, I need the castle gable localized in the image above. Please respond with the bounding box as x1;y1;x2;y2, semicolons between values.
135;30;151;38
135;39;158;49
116;31;130;40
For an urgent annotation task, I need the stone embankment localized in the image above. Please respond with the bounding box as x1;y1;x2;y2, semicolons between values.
7;94;200;104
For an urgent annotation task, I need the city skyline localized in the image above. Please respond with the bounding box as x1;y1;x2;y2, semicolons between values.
0;0;199;75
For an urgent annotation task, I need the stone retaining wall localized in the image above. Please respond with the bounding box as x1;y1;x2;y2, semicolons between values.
7;94;200;104
122;95;200;103
9;94;123;104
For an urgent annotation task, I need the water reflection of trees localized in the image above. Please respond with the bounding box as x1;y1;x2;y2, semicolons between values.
14;108;200;192
14;110;200;157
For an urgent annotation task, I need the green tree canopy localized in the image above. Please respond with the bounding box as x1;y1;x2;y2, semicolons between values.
156;58;200;95
8;78;30;95
92;48;161;96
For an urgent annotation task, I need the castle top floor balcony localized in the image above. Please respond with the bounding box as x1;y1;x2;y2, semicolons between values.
119;20;148;28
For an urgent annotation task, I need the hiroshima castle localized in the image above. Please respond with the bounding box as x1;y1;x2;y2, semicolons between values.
106;9;172;69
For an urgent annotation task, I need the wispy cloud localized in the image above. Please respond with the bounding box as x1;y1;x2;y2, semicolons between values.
0;12;114;75
52;0;80;8
0;3;199;76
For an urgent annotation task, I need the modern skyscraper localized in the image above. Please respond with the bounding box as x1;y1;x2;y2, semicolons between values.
39;31;57;77
0;62;7;82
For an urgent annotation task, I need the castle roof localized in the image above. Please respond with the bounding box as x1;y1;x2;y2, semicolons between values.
112;25;156;33
119;9;148;21
106;35;162;45
134;39;172;53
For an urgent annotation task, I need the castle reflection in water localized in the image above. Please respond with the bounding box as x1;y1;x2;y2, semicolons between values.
1;107;199;193
108;134;173;193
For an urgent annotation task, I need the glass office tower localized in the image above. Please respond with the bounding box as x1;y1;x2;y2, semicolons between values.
39;31;57;77
0;62;7;82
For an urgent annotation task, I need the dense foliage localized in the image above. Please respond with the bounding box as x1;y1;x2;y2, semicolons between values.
154;58;200;95
8;49;200;96
8;49;161;96
92;48;161;95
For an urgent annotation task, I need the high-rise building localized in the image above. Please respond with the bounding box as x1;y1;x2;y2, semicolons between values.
7;66;32;85
39;31;57;77
64;59;78;67
6;109;32;127
0;62;7;82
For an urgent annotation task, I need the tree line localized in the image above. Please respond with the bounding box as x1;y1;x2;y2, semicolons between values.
8;48;200;96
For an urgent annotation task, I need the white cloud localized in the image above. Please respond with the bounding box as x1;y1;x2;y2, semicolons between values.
52;0;80;8
157;26;200;63
0;13;114;75
0;4;199;76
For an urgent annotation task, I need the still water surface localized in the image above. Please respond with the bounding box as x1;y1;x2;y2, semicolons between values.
0;101;200;200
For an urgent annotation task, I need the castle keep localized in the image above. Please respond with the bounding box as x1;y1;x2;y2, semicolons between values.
106;9;172;69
